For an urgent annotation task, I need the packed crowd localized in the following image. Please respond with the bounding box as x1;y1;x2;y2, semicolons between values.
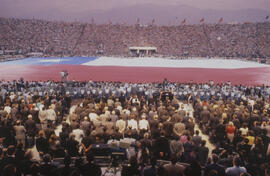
0;18;270;59
0;79;269;176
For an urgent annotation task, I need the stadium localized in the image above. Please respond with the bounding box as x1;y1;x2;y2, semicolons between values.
0;6;270;176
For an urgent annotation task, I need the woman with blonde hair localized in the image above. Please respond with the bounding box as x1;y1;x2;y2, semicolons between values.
226;121;236;143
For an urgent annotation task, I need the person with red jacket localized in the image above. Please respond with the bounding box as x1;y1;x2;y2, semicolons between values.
226;121;236;143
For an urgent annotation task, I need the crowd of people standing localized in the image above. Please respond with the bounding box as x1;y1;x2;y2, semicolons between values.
0;79;269;175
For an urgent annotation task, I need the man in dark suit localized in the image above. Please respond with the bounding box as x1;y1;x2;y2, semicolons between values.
144;157;158;176
204;154;225;176
25;115;36;137
197;140;209;166
163;155;185;176
81;152;101;176
200;106;210;130
0;145;18;172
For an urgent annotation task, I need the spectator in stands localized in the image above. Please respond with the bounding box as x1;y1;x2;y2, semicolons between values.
36;130;49;155
197;140;209;166
143;157;158;176
226;122;236;143
204;154;225;176
66;134;79;157
122;155;140;176
39;154;56;176
57;154;76;176
13;120;26;148
184;159;202;176
163;155;185;176
225;157;247;176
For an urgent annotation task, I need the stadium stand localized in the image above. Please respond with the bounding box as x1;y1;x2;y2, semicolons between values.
0;18;269;60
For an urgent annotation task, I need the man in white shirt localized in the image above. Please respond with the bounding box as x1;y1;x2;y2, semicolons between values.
89;109;98;122
72;124;84;144
128;115;138;130
4;104;11;115
225;157;247;176
46;105;56;127
39;107;48;129
139;114;150;131
116;117;126;133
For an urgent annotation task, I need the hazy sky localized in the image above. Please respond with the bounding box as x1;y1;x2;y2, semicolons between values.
1;0;270;18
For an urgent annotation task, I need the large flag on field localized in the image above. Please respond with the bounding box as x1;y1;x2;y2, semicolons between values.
2;57;269;69
1;56;270;84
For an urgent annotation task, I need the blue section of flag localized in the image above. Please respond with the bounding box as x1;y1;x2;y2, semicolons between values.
0;57;98;65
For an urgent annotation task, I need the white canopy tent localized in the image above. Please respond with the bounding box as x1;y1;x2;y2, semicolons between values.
129;46;157;56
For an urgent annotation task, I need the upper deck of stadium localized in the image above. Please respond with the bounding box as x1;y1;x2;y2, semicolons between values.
0;18;269;59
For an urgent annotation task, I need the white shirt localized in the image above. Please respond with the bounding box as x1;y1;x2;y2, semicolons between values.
139;119;149;130
89;113;98;122
46;109;56;121
239;127;249;136
4;106;11;114
128;119;138;130
72;129;84;143
116;119;126;133
39;104;45;111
